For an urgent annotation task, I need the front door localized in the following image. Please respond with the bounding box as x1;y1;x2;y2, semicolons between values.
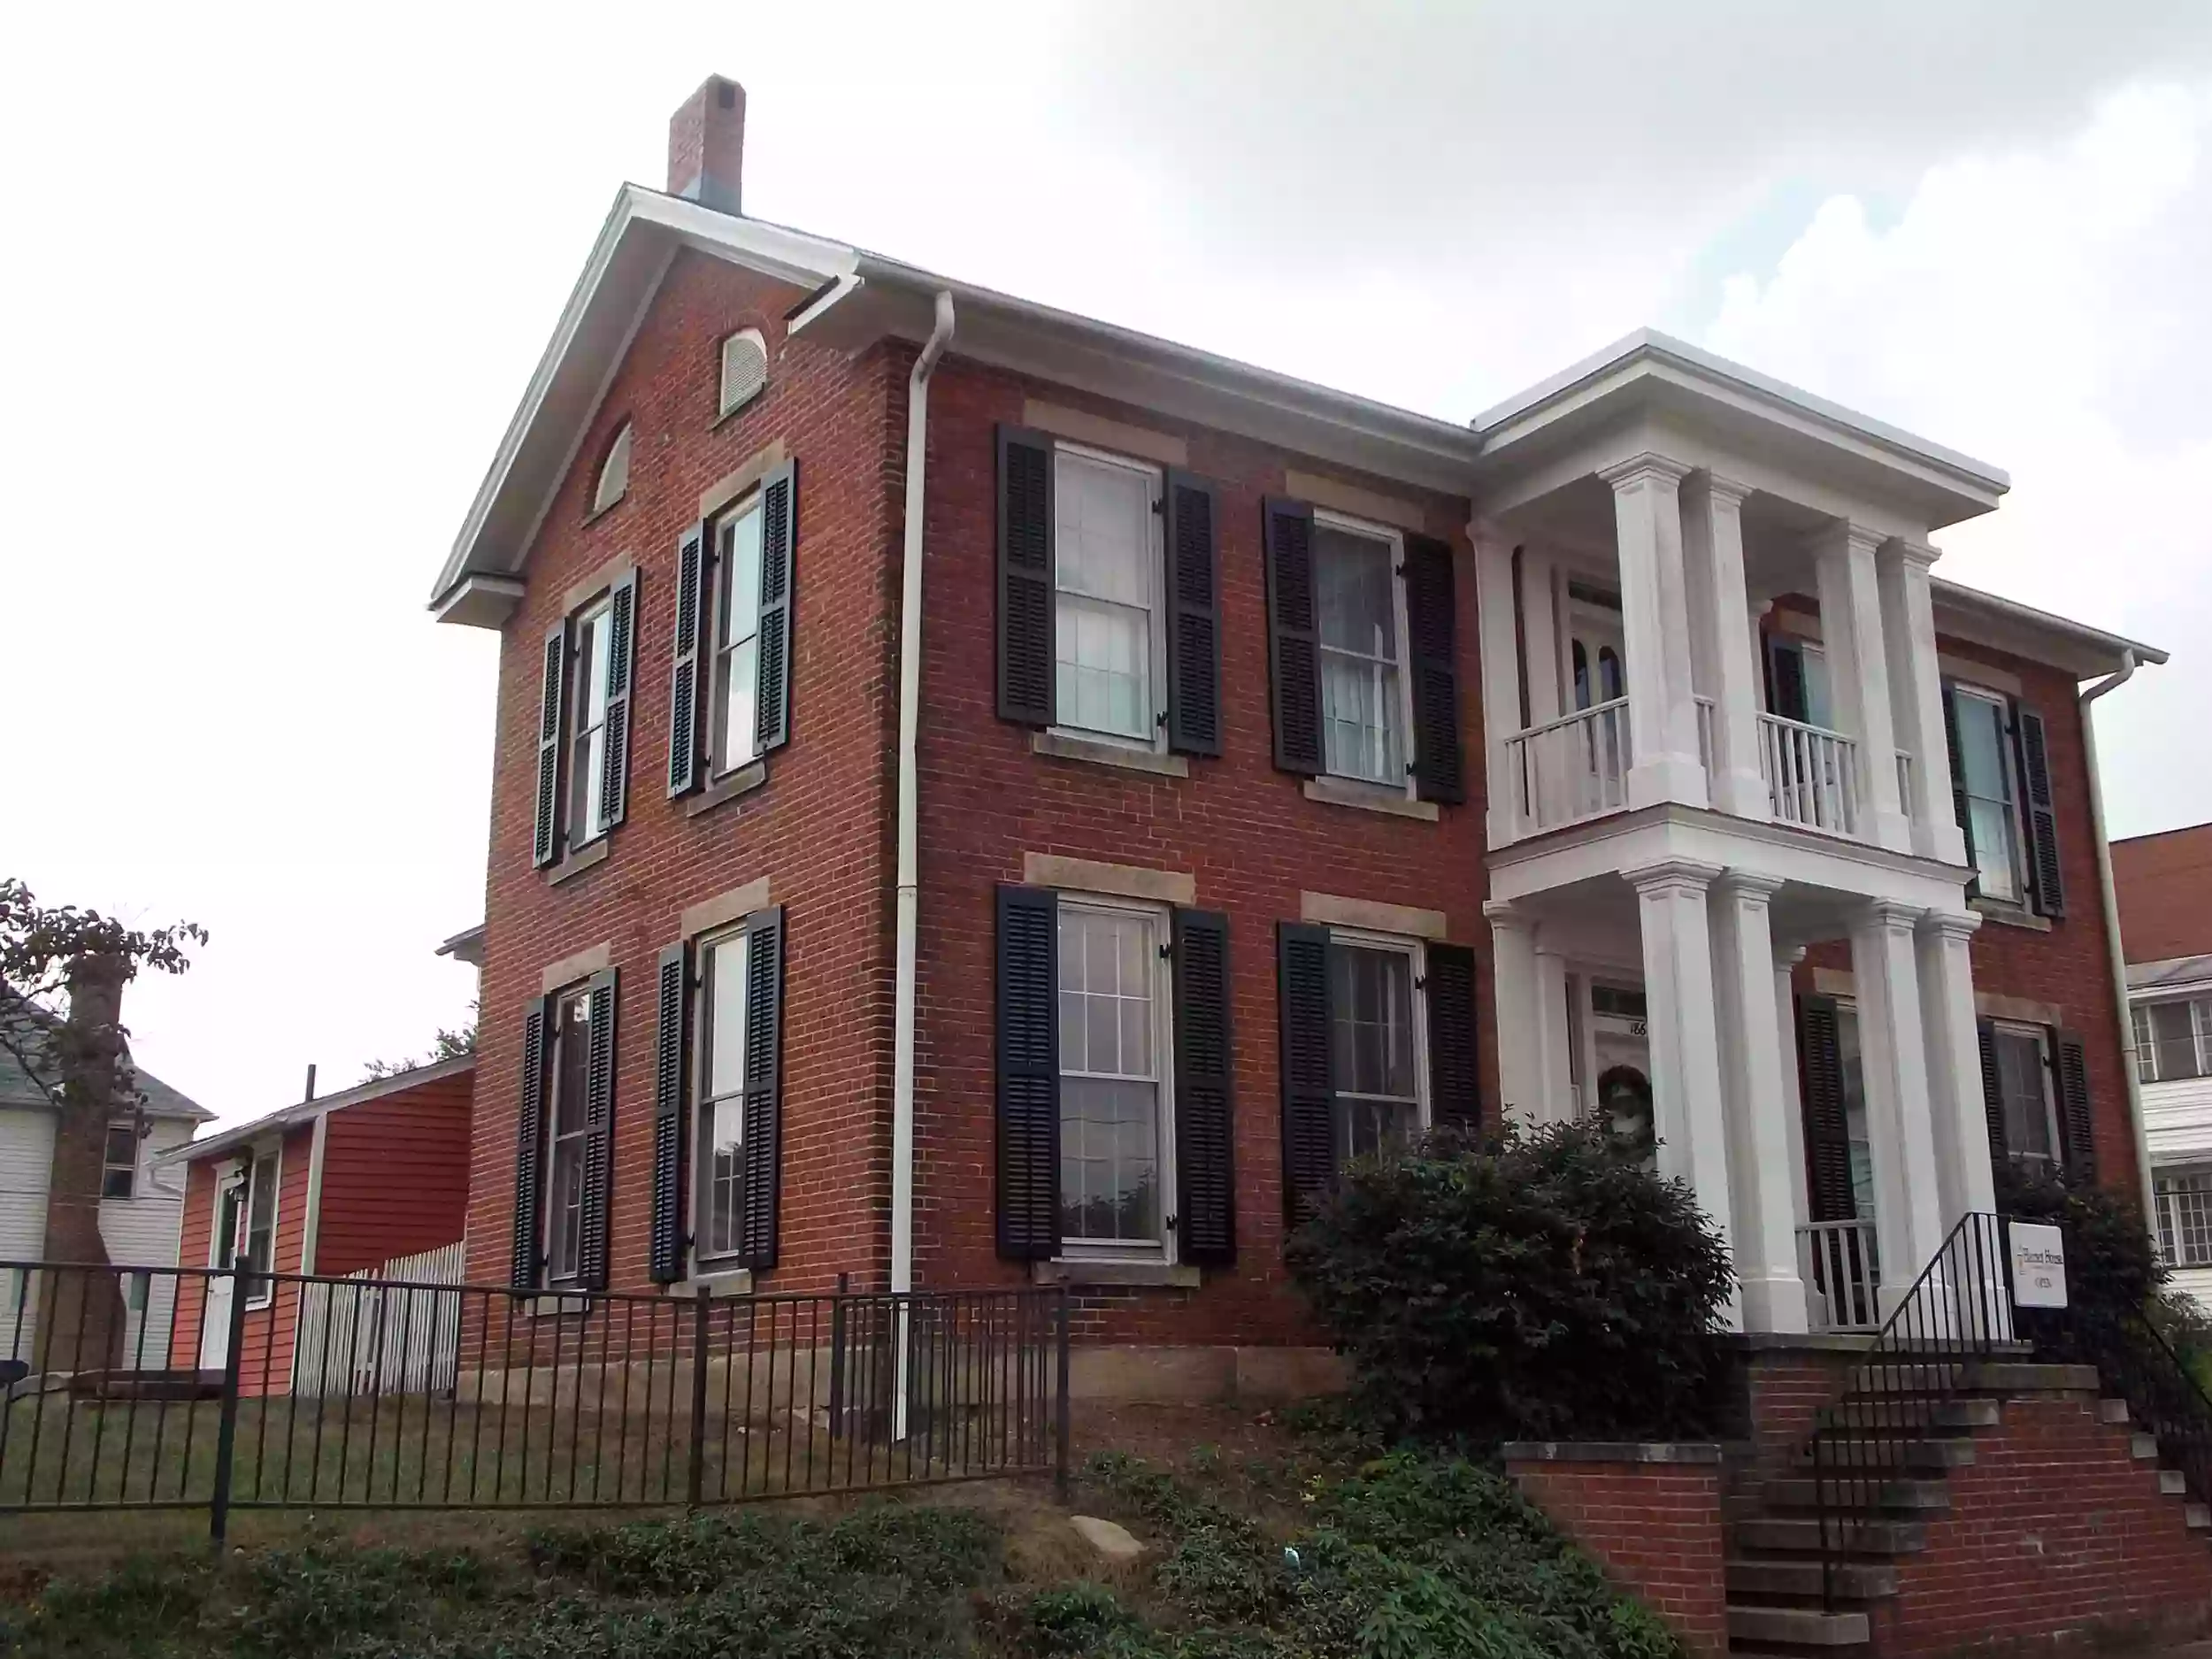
1587;982;1653;1157
198;1173;248;1370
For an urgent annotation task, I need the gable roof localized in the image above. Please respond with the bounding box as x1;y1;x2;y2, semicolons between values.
0;999;211;1121
158;1053;474;1167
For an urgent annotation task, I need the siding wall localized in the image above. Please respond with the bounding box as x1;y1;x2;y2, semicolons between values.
315;1073;472;1276
2144;1075;2212;1165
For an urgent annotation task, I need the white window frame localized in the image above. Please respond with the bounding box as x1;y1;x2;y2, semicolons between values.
1325;926;1430;1163
207;1142;281;1311
567;595;618;849
719;328;768;418
1312;510;1418;797
2135;996;2212;1084
592;421;632;515
102;1119;139;1201
1055;893;1178;1264
693;924;754;1273
1950;682;2025;906
541;984;595;1288
708;492;765;780
1990;1018;2061;1166
2155;1165;2212;1266
1048;442;1168;755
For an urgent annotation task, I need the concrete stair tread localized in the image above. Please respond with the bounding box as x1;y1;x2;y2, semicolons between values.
1725;1558;1899;1601
1728;1605;1872;1647
1792;1437;1975;1471
1732;1516;1926;1555
1762;1476;1950;1514
1824;1397;1997;1431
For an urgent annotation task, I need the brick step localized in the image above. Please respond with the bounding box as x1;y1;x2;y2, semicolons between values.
1958;1361;2101;1394
1824;1360;2099;1403
1821;1397;1997;1432
1724;1557;1899;1602
1761;1476;1950;1515
1728;1605;1871;1647
1790;1436;1975;1471
1732;1516;1927;1556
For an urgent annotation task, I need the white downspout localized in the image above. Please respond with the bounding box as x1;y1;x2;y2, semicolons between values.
2079;650;2151;1222
892;291;956;1303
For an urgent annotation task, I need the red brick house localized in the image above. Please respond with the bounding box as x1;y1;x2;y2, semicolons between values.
428;76;2161;1386
165;1057;472;1391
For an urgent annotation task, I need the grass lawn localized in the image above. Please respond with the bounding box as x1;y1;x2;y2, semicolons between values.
0;1405;1685;1659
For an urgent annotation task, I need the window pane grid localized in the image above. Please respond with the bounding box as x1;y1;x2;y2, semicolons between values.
545;990;593;1284
714;505;764;774
2138;999;2211;1083
570;603;614;842
1053;451;1156;742
1316;526;1405;785
2157;1171;2212;1266
103;1123;137;1200
1057;908;1161;1248
1993;1025;2055;1161
698;933;750;1264
1954;688;2019;903
1330;944;1418;1160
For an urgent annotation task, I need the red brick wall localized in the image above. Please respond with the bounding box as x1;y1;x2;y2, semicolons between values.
1505;1450;1728;1659
1729;1347;1860;1475
170;1124;314;1394
317;1071;472;1276
2114;822;2212;967
908;358;1486;1344
468;249;903;1300
1879;1394;2212;1655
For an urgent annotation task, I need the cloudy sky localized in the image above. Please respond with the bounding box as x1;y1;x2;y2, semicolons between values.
4;2;2209;1126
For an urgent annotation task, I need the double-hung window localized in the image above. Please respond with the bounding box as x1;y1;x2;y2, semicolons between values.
543;985;595;1286
242;1148;279;1309
2155;1169;2212;1266
569;598;618;846
1314;518;1413;788
102;1120;139;1199
1052;448;1163;747
532;571;636;868
710;498;764;778
1949;685;2022;903
2135;998;2212;1083
666;465;797;802
695;928;753;1268
1056;899;1172;1256
1328;937;1424;1160
1990;1021;2060;1165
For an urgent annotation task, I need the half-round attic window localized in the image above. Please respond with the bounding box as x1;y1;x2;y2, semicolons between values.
593;421;632;515
719;328;768;418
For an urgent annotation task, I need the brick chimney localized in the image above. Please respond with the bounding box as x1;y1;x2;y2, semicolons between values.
668;75;746;214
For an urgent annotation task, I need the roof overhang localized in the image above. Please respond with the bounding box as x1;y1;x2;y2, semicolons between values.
436;923;487;969
1930;575;2165;680
1471;329;2010;534
159;1054;475;1167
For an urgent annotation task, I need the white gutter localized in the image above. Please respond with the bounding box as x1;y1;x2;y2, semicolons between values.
891;290;956;1302
2079;650;2153;1223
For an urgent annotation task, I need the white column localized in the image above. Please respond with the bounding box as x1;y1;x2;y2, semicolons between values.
1603;455;1708;811
1849;899;1947;1306
1628;858;1737;1325
1534;945;1575;1125
1813;522;1911;851
1916;910;1995;1225
1486;901;1540;1125
1711;872;1808;1333
1522;548;1563;727
1773;945;1812;1243
1473;526;1525;848
1888;542;1968;864
1682;474;1770;819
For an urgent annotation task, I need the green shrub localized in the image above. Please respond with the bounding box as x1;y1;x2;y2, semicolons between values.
1284;1122;1733;1441
1996;1162;2170;1363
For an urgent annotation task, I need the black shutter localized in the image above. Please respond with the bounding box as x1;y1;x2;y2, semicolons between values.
1978;1018;2009;1170
995;885;1060;1259
2054;1028;2096;1180
1164;471;1223;757
648;941;690;1284
997;426;1055;727
2014;704;2065;918
1425;942;1480;1129
1796;995;1855;1222
755;461;797;754
1404;534;1465;804
1171;909;1234;1265
1769;639;1809;724
510;995;552;1287
1277;922;1336;1225
1942;681;1978;893
577;968;618;1291
599;571;637;829
738;908;786;1269
1263;498;1324;775
667;522;709;797
532;623;566;867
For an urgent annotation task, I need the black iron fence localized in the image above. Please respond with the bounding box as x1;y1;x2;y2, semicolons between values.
1806;1210;2013;1610
0;1262;1071;1542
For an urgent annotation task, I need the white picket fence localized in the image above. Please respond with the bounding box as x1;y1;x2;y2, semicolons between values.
292;1240;465;1397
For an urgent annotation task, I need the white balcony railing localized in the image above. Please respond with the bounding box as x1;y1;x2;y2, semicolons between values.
1507;697;1630;833
1799;1218;1880;1333
1758;711;1863;839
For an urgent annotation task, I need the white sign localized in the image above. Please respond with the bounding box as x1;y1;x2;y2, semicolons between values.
2009;1222;2068;1309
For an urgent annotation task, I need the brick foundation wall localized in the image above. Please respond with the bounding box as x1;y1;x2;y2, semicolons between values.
1503;1444;1728;1659
1879;1392;2212;1656
1722;1340;1863;1475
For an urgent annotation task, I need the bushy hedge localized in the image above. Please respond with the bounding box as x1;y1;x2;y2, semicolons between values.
1284;1122;1734;1442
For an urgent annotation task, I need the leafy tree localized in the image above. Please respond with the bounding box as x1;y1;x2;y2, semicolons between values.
0;879;205;1373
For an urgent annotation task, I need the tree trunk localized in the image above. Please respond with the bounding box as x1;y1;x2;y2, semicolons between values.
34;953;126;1378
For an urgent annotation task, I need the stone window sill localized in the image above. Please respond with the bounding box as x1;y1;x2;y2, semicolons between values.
1032;1260;1200;1289
1032;730;1189;779
668;1268;755;1298
527;1292;592;1319
1971;897;2052;933
1302;775;1439;821
686;759;769;819
545;838;611;887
